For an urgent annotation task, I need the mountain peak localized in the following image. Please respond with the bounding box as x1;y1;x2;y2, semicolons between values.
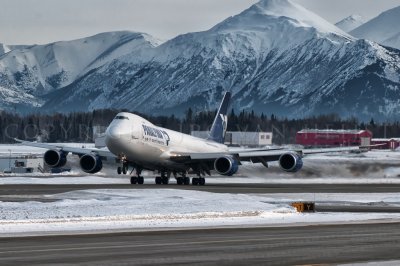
212;0;350;40
351;5;400;45
335;14;365;32
0;43;11;55
255;0;292;10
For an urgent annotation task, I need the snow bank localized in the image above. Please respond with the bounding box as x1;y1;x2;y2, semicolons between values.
1;189;400;236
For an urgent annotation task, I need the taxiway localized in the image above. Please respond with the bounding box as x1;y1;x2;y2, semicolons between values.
0;223;399;265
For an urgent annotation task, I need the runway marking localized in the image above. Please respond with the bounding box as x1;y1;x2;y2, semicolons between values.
0;232;398;255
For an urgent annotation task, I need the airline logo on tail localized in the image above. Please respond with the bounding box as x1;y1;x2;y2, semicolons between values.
220;114;228;136
208;92;231;144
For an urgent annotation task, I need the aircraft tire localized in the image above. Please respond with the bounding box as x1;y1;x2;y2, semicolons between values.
161;176;169;185
184;177;190;185
123;166;127;175
138;176;144;184
155;176;162;185
130;176;138;185
117;167;122;175
192;178;199;186
177;177;183;185
199;178;205;186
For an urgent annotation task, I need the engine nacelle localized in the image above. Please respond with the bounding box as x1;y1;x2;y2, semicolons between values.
44;150;67;168
79;154;103;174
214;156;239;176
279;153;303;172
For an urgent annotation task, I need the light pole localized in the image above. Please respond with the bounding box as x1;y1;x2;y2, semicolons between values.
8;149;11;171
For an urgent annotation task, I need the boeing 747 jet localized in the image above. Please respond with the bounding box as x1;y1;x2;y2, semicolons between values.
17;92;364;185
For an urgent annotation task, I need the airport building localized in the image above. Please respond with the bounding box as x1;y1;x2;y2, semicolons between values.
296;129;372;147
191;131;273;146
371;138;400;150
0;155;44;174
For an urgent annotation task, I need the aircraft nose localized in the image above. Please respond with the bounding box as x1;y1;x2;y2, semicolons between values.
106;125;121;139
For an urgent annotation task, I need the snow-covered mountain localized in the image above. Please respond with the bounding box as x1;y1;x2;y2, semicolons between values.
0;44;30;55
335;15;365;32
383;32;400;50
0;43;10;55
351;6;400;49
2;0;400;121
0;31;160;111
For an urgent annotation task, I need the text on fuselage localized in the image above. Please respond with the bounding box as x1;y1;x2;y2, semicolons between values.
142;125;170;146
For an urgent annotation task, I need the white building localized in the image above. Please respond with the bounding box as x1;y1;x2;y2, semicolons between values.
191;131;273;146
0;155;44;173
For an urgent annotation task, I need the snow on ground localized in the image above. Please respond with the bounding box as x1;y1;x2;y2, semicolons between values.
1;189;400;236
341;260;400;266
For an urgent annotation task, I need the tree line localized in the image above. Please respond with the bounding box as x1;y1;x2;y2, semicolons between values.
0;108;399;144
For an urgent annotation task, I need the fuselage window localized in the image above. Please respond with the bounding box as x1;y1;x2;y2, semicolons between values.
115;116;129;120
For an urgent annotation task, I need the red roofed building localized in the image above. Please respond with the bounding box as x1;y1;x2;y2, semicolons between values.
296;129;372;147
371;138;400;150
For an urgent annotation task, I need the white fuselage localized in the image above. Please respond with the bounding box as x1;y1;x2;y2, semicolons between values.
104;112;228;171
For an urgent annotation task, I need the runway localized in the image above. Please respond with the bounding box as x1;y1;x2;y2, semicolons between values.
0;223;399;265
2;182;400;196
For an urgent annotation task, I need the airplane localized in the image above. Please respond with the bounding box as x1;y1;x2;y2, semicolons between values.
16;92;365;186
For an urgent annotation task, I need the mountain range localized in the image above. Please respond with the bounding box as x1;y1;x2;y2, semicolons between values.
335;15;365;32
350;6;400;50
1;0;400;121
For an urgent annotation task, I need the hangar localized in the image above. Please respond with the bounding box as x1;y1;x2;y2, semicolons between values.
371;138;400;150
296;129;372;147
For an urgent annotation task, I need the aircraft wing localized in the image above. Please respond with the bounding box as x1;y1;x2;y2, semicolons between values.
170;146;364;164
14;139;116;159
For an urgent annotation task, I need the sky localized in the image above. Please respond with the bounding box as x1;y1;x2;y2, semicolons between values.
0;0;399;45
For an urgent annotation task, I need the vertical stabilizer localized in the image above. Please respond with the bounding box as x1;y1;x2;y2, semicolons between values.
208;92;231;144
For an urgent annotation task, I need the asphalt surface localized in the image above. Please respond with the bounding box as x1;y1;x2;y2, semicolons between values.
2;183;400;195
0;223;399;265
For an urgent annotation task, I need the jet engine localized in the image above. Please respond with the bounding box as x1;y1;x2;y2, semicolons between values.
44;150;67;168
279;153;303;172
79;154;103;174
214;156;239;176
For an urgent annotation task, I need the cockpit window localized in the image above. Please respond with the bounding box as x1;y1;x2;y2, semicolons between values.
115;116;129;120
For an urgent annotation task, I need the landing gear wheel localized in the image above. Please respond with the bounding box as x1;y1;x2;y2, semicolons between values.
117;167;122;175
161;176;169;185
130;176;138;185
138;176;144;185
199;178;205;186
155;176;162;185
184;177;190;185
122;166;127;175
192;178;199;186
177;177;183;185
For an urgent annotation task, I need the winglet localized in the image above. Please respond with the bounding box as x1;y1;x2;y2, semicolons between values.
208;92;231;144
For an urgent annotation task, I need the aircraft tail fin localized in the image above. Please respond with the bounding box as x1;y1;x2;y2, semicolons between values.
207;92;231;144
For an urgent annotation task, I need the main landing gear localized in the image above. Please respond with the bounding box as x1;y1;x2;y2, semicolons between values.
175;172;190;185
130;175;144;185
130;167;144;185
191;177;206;186
155;171;170;185
154;171;205;186
117;165;207;186
176;176;190;185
